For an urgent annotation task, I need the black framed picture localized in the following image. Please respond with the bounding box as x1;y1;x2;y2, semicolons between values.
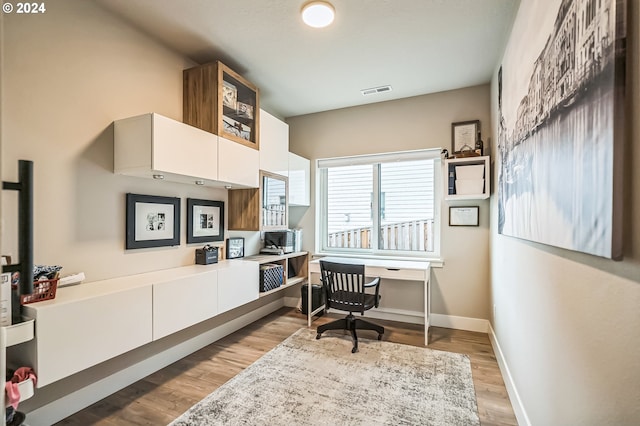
226;237;245;259
126;193;180;249
449;206;479;227
187;198;224;244
451;120;480;154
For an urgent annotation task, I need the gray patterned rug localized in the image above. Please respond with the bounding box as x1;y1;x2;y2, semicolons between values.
169;328;480;425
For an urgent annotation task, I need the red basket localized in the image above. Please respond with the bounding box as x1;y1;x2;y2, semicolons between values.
21;278;59;304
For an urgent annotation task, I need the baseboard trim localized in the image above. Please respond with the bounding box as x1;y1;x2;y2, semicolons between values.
488;323;532;426
431;313;489;333
25;299;285;426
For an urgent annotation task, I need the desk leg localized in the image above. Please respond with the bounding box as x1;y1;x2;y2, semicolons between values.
424;275;430;346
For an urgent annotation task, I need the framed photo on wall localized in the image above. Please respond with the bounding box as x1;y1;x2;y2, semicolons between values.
449;206;479;227
187;198;224;244
451;120;480;154
126;193;180;249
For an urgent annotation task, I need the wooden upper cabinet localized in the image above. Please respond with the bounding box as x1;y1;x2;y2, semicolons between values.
183;61;260;150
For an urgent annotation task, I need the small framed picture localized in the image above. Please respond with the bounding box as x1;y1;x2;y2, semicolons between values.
226;237;245;259
449;206;480;227
451;120;480;154
126;193;180;249
187;198;224;244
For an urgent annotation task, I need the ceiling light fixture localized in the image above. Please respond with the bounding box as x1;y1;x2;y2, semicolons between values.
301;1;335;28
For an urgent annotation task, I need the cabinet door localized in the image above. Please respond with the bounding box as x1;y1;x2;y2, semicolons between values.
152;271;218;340
259;110;289;175
153;113;219;181
218;262;259;314
218;136;260;188
32;286;153;387
288;152;310;206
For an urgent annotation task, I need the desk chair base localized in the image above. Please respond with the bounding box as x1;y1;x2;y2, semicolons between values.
316;313;384;353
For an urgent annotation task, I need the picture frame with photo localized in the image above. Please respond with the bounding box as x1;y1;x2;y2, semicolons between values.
126;193;180;249
187;198;224;244
226;237;245;259
451;120;480;155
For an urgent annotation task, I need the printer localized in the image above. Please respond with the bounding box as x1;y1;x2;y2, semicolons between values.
261;230;295;254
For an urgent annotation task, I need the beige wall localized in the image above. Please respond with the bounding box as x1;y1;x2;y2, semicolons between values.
288;85;492;320
489;1;640;424
1;0;231;281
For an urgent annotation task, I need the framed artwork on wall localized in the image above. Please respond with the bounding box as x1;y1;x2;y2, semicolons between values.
449;206;480;227
496;0;626;259
226;237;245;259
451;120;480;154
126;193;180;249
187;198;224;244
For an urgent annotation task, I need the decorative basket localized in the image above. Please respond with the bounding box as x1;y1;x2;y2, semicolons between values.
21;278;58;304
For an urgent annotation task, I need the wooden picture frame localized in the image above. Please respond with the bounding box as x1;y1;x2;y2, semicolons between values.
187;198;224;244
126;193;180;249
449;206;479;227
451;120;480;154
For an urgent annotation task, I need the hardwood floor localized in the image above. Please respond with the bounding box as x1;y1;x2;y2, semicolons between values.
56;308;517;425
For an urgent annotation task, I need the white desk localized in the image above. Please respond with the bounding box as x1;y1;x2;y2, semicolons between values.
307;257;431;345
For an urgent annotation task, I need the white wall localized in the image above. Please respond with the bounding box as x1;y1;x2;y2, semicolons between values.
288;85;492;321
1;0;229;281
489;1;640;425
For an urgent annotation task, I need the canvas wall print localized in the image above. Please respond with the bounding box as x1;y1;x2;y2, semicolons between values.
497;0;626;259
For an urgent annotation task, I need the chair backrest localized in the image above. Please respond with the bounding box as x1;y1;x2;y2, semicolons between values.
319;260;366;314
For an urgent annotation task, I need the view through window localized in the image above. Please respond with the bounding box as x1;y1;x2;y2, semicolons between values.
319;150;439;256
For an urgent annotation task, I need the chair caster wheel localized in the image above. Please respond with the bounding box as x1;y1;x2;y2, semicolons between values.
316;334;321;340
351;347;358;353
377;334;383;340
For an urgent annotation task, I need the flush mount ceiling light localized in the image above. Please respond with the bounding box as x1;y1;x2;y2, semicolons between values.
301;1;335;28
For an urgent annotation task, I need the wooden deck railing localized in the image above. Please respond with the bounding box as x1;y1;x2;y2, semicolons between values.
328;219;434;251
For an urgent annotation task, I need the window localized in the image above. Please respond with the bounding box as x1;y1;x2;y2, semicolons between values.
318;149;441;257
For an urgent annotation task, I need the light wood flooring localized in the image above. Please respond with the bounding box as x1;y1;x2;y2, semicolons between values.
56;307;517;425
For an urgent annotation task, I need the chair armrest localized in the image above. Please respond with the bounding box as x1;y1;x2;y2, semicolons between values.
364;277;381;308
364;277;380;288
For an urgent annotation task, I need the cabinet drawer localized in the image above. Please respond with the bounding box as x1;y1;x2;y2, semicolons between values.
366;266;426;282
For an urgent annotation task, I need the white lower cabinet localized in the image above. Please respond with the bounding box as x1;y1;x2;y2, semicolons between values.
218;261;259;314
152;271;218;340
24;285;153;388
17;262;261;388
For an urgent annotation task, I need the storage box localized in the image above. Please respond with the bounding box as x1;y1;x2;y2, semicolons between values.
259;264;283;292
455;179;484;195
195;246;218;265
455;164;484;180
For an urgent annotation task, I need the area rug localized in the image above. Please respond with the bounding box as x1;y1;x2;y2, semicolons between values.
169;328;480;425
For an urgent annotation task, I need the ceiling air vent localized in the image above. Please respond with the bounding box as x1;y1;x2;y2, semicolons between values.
361;85;392;96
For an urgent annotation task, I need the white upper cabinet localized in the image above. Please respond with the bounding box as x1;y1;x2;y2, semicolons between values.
259;109;289;175
114;113;258;188
218;136;260;188
114;113;218;184
288;152;310;206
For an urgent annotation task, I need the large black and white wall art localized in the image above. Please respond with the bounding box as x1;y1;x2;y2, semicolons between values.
497;0;626;259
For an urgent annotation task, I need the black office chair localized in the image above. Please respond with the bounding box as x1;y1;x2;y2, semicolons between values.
316;260;384;353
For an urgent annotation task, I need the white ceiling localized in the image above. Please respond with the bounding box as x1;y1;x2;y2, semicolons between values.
97;0;520;119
